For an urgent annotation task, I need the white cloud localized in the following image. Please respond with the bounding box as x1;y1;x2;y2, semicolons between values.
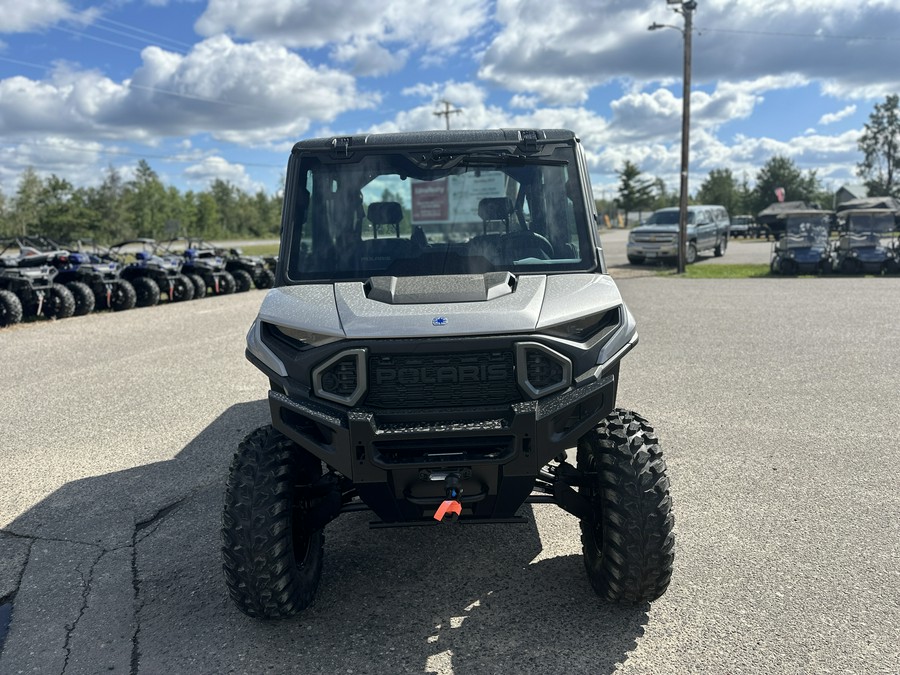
0;1;75;32
195;0;490;72
183;156;263;192
0;36;378;144
819;105;857;125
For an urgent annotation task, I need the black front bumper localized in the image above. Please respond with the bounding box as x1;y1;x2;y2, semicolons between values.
268;367;618;522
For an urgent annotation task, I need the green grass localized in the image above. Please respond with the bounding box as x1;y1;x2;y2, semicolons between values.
657;264;772;278
237;243;280;256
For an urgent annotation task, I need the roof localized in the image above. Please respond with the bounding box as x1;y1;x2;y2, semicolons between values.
757;201;815;221
835;196;900;213
292;129;577;152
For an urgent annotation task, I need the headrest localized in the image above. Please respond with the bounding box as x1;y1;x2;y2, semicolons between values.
478;197;513;221
367;201;403;225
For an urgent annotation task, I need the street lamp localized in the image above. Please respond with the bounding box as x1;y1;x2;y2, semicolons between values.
649;0;696;274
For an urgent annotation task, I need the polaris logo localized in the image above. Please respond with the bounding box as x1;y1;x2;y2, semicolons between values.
374;364;509;386
432;316;448;326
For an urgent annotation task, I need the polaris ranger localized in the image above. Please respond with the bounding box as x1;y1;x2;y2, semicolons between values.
223;129;675;618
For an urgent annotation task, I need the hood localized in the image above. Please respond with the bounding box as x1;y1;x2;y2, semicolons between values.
632;224;693;234
255;273;625;339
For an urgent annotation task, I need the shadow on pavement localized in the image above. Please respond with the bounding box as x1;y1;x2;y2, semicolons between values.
2;401;650;675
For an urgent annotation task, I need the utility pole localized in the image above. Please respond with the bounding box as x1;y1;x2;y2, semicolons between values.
434;100;462;130
650;0;696;274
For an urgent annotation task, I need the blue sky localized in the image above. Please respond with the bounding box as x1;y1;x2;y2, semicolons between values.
1;0;898;200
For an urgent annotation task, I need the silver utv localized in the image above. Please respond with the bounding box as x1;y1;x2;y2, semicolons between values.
223;129;674;619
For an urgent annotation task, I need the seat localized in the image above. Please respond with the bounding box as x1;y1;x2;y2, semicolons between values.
367;201;403;238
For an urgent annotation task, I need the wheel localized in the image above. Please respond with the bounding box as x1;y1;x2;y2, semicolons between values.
839;257;861;275
685;242;698;265
627;255;646;265
780;258;798;276
65;281;95;316
109;279;137;311
43;284;76;319
171;274;195;302
232;269;253;293
255;269;275;289
188;274;207;299
714;236;727;257
132;276;160;307
0;289;23;327
576;409;674;603
215;271;236;295
222;425;325;619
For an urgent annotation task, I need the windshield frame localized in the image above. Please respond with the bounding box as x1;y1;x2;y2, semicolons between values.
279;144;599;284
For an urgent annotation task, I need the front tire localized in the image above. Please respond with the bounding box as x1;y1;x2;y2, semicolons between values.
132;277;160;307
188;274;207;299
66;281;95;316
685;242;698;265
577;409;674;603
627;255;646;265
714;236;727;257
0;289;23;327
222;425;325;619
109;279;137;311
215;271;236;295
232;269;253;293
255;269;275;289
171;274;195;302
43;284;76;319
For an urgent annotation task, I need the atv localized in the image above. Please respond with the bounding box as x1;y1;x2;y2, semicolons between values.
769;209;833;275
1;240;75;326
185;238;275;291
222;129;675;619
831;209;896;275
107;239;195;307
16;235;137;314
155;237;236;298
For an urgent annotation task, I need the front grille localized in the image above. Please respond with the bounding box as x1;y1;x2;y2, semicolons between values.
366;351;520;409
633;234;676;243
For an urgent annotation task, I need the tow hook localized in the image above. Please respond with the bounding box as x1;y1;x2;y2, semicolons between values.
433;473;463;523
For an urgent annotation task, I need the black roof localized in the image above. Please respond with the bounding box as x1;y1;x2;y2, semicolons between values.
292;128;577;153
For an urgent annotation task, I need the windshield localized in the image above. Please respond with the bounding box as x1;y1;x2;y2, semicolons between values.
283;146;593;281
845;212;894;235
644;210;693;226
782;214;830;248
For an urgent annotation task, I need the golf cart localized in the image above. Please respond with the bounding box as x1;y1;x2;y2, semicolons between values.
769;210;833;275
831;209;896;275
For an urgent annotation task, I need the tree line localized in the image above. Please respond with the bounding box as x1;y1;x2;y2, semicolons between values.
0;160;283;244
607;94;900;223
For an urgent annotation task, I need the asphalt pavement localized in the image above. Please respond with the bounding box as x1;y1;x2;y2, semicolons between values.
1;266;898;674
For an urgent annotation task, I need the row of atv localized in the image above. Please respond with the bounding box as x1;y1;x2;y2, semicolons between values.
0;235;276;328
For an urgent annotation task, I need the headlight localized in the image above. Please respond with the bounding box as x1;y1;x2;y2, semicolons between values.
268;323;343;349
542;307;620;343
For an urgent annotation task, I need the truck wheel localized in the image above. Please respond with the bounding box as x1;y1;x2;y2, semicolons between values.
171;274;195;302
110;279;137;311
66;281;95;316
232;269;253;293
0;289;23;327
255;269;275;289
714;236;727;257
188;274;207;299
222;425;324;619
43;284;76;319
132;277;160;307
686;242;698;264
576;409;674;603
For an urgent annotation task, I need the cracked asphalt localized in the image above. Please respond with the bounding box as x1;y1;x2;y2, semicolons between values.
1;235;899;674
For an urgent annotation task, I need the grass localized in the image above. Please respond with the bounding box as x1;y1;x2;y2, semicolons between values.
237;243;280;256
657;264;772;278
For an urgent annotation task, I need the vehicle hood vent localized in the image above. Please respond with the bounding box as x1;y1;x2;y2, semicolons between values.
364;272;515;304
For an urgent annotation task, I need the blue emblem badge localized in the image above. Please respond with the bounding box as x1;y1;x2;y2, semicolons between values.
432;316;448;326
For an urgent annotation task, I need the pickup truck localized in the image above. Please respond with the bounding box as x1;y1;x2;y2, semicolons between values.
627;205;730;264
